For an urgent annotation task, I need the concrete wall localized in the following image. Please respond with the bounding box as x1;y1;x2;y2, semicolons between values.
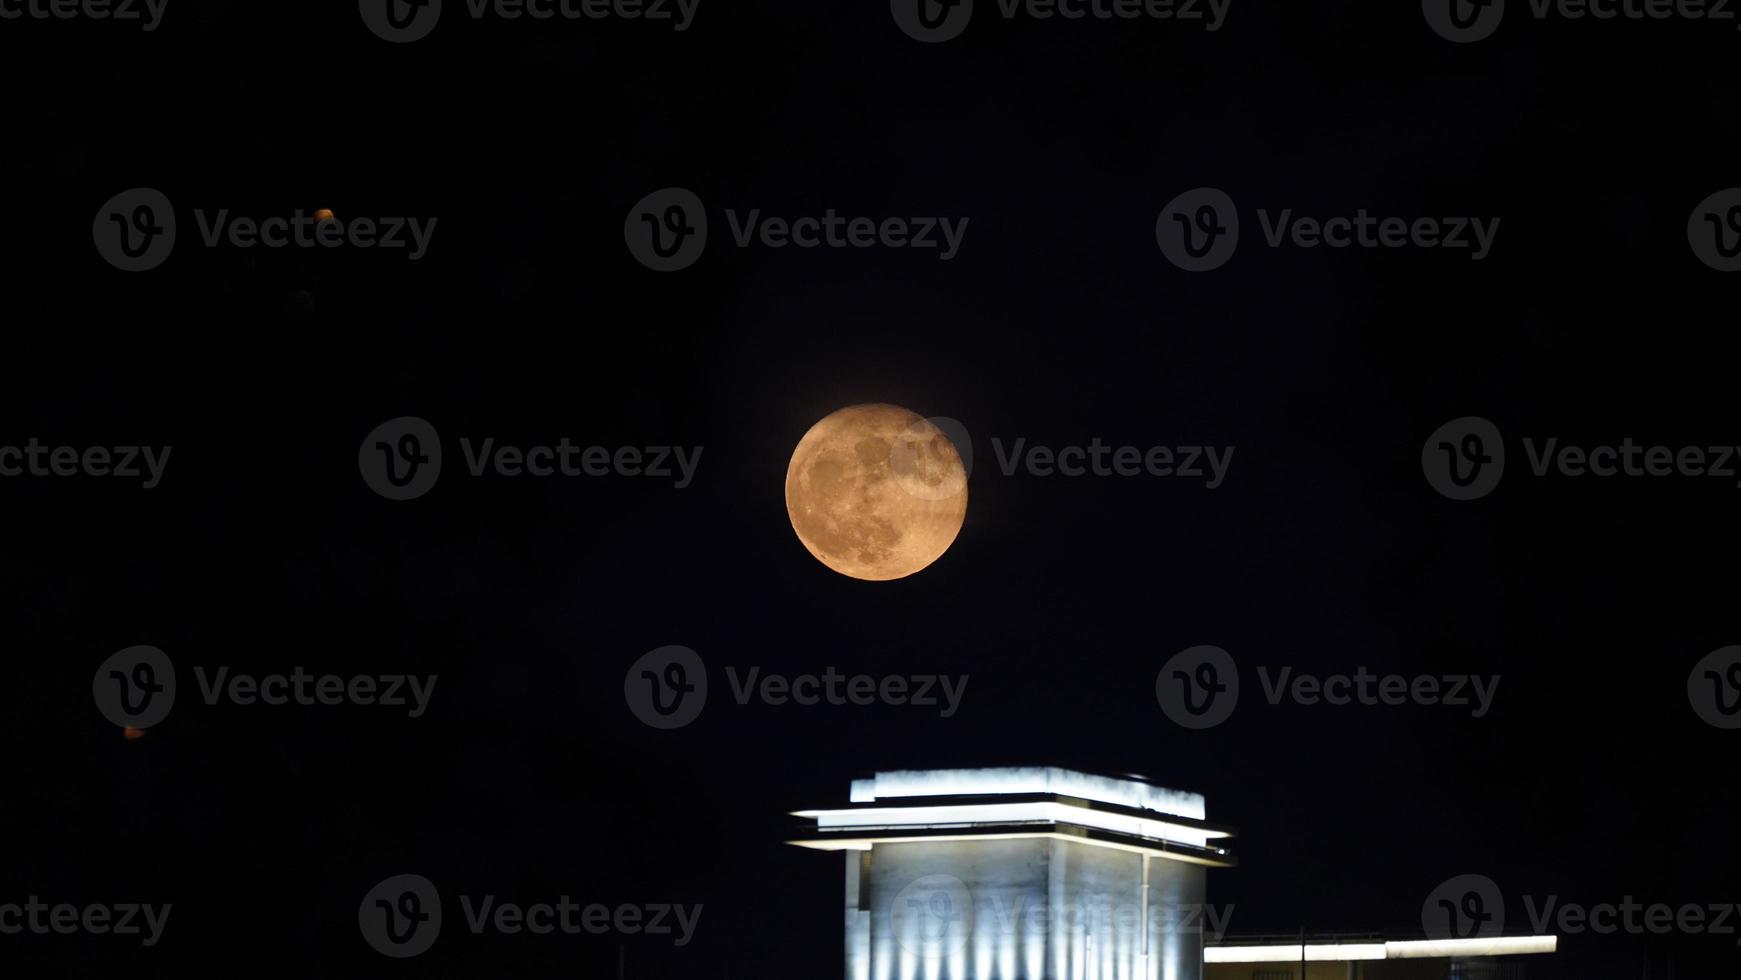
850;838;1207;980
1147;845;1207;980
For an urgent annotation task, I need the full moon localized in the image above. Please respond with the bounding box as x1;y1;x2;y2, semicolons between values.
785;404;968;581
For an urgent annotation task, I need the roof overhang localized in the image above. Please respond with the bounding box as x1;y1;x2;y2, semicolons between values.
791;768;1234;867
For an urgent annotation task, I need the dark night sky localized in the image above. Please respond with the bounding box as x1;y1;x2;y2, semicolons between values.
3;0;1739;977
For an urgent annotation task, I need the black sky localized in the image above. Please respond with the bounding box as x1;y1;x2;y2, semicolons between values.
4;0;1739;977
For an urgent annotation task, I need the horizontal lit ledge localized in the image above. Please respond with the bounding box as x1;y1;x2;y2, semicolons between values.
795;801;1228;849
1204;936;1558;964
1386;936;1558;959
786;824;1235;867
849;768;1206;821
1205;944;1386;963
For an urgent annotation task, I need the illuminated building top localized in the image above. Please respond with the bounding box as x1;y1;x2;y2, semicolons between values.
848;767;1207;819
791;766;1235;867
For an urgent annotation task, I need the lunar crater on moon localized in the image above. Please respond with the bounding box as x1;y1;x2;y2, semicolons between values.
785;404;968;581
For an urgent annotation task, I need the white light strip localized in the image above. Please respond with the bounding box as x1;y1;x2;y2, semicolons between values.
796;802;1225;848
1385;936;1558;958
1204;945;1384;963
849;768;1206;821
786;831;1233;867
1205;936;1558;964
1205;946;1297;964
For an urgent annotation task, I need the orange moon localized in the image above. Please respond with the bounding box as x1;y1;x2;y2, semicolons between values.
784;404;968;581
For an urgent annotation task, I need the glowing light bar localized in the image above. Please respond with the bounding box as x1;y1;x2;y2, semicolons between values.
786;830;1234;866
1204;944;1385;963
1205;936;1558;964
848;767;1206;820
1385;936;1558;958
796;801;1226;848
